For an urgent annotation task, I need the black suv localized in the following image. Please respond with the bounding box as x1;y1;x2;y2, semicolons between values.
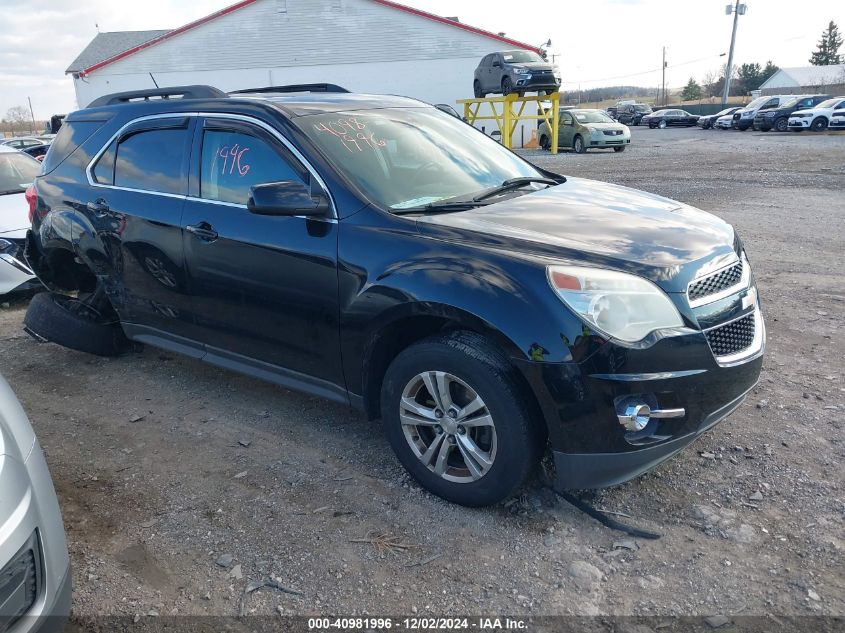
754;94;830;132
615;103;652;126
24;85;765;506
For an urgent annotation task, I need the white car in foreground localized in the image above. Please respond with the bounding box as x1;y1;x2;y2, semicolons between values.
714;114;735;129
0;146;40;295
0;374;70;631
788;96;845;131
830;108;845;130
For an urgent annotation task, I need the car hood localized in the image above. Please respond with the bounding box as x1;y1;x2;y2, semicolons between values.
415;177;737;292
581;122;628;131
790;107;824;116
0;191;29;236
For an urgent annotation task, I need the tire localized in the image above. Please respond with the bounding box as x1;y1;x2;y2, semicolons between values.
473;80;484;99
23;292;130;357
539;134;550;151
613;146;625;152
380;332;541;506
811;117;828;132
502;77;513;96
774;117;789;132
658;120;667;129
573;135;586;153
648;123;656;129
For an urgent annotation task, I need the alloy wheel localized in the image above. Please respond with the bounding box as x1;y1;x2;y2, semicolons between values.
399;371;497;483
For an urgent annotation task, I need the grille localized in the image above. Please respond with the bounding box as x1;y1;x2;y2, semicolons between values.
603;130;623;136
705;312;756;357
688;260;743;302
0;542;38;629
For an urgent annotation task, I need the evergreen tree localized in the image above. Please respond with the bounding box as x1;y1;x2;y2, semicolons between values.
809;21;843;65
680;77;702;101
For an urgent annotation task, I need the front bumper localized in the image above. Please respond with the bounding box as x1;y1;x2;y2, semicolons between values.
831;118;845;129
588;133;631;148
553;387;751;488
788;118;811;129
736;118;753;130
516;279;765;489
512;74;560;91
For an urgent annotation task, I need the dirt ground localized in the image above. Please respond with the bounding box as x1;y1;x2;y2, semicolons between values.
1;126;843;628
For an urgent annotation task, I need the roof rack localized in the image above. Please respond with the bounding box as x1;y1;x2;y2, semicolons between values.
88;85;228;107
229;83;350;95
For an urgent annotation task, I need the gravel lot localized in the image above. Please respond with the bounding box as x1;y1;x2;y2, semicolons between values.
1;126;843;628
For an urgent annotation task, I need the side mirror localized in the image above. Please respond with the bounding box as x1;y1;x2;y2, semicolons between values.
247;180;329;217
434;104;462;119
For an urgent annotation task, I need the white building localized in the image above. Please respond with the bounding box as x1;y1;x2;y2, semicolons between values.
758;64;845;96
66;0;541;143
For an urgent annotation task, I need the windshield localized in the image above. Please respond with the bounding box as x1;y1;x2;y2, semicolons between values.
745;96;774;109
0;151;40;194
634;105;651;112
571;111;614;124
501;51;543;63
716;107;737;116
298;108;543;210
816;98;839;109
781;97;802;108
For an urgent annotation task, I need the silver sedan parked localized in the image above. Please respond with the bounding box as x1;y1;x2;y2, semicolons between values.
0;374;70;631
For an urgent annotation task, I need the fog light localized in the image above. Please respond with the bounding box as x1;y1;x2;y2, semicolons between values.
620;404;651;431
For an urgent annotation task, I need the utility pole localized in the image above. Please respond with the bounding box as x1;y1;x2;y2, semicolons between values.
27;97;35;135
722;1;747;107
661;47;667;106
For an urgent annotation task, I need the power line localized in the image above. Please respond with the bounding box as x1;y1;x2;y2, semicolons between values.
563;52;728;86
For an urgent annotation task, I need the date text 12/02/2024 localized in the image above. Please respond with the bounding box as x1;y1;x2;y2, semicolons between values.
307;617;528;630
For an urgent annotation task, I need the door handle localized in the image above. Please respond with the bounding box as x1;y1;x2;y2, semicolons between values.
87;199;110;216
186;222;218;242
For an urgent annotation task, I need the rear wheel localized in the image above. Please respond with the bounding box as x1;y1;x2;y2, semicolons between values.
573;135;586;153
811;117;828;132
380;332;540;506
540;134;550;151
24;290;130;356
658;120;667;129
473;80;484;99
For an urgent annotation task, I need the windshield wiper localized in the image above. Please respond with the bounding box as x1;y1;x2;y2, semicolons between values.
472;176;558;202
392;200;494;215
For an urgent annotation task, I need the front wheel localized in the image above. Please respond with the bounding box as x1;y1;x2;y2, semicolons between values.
775;117;789;132
380;333;540;506
811;117;828;132
613;146;625;152
573;135;586;153
502;77;513;96
540;134;551;151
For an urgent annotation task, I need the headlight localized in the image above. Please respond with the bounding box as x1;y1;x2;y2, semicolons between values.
512;67;530;75
547;266;684;342
764;111;776;118
589;127;603;137
741;111;753;118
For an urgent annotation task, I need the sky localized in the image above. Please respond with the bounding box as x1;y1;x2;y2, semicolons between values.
1;0;842;120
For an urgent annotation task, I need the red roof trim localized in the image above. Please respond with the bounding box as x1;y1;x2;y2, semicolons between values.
80;0;260;76
366;0;541;53
79;0;540;76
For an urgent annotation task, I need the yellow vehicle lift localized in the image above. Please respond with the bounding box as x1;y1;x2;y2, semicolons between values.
456;92;561;154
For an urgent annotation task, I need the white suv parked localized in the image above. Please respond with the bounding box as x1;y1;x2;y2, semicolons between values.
788;96;845;131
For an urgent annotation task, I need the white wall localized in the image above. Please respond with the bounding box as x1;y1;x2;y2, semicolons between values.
72;0;540;145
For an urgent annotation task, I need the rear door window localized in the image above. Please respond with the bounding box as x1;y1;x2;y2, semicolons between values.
114;125;189;195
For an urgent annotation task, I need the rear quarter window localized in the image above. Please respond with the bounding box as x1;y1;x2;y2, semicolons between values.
41;120;107;174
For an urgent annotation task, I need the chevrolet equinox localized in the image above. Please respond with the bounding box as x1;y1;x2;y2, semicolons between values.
23;85;765;506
